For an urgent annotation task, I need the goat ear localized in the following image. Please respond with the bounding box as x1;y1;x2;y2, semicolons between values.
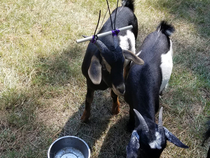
130;130;140;148
88;55;102;84
164;127;189;148
123;50;144;65
126;130;140;158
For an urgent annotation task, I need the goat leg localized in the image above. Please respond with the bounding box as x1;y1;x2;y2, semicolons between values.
111;90;120;114
81;87;94;122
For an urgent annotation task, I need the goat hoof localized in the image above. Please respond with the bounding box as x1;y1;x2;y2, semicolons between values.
111;107;120;115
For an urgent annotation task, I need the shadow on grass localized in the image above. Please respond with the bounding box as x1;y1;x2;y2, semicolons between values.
97;116;130;158
0;42;87;157
0;89;53;157
172;38;210;89
30;40;132;157
2;0;210;157
146;0;210;38
33;44;85;87
57;90;125;157
143;0;210;86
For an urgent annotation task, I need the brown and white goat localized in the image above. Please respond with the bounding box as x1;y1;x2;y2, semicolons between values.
81;0;144;122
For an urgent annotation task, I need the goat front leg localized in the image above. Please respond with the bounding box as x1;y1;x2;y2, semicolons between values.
111;90;120;115
81;87;94;122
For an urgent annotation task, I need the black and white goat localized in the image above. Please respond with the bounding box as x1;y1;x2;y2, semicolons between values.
81;0;144;122
124;21;188;158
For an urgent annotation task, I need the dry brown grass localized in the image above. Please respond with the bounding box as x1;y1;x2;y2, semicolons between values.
0;0;210;157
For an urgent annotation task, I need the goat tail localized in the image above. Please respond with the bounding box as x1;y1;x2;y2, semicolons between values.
122;0;135;12
157;21;175;36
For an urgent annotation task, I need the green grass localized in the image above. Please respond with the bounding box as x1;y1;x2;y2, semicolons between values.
0;0;210;157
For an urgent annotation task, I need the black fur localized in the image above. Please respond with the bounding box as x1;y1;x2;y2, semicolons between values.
122;0;135;12
125;21;188;158
82;2;138;91
157;21;175;36
80;0;141;122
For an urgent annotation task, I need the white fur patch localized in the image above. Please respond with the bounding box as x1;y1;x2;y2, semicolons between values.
119;30;136;54
159;40;173;93
119;30;136;67
149;132;162;149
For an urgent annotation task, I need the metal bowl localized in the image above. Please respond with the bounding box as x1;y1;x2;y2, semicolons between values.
47;136;91;158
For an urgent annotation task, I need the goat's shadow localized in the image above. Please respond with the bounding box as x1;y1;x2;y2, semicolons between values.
35;39;131;157
58;89;123;156
97;115;131;158
57;87;132;158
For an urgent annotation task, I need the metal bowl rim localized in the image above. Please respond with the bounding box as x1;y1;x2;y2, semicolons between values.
47;135;91;158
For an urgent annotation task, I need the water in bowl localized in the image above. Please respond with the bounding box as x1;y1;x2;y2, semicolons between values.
55;147;85;158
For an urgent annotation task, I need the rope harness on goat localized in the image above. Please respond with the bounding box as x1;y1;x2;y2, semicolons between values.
112;29;120;36
76;0;131;44
91;35;98;44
